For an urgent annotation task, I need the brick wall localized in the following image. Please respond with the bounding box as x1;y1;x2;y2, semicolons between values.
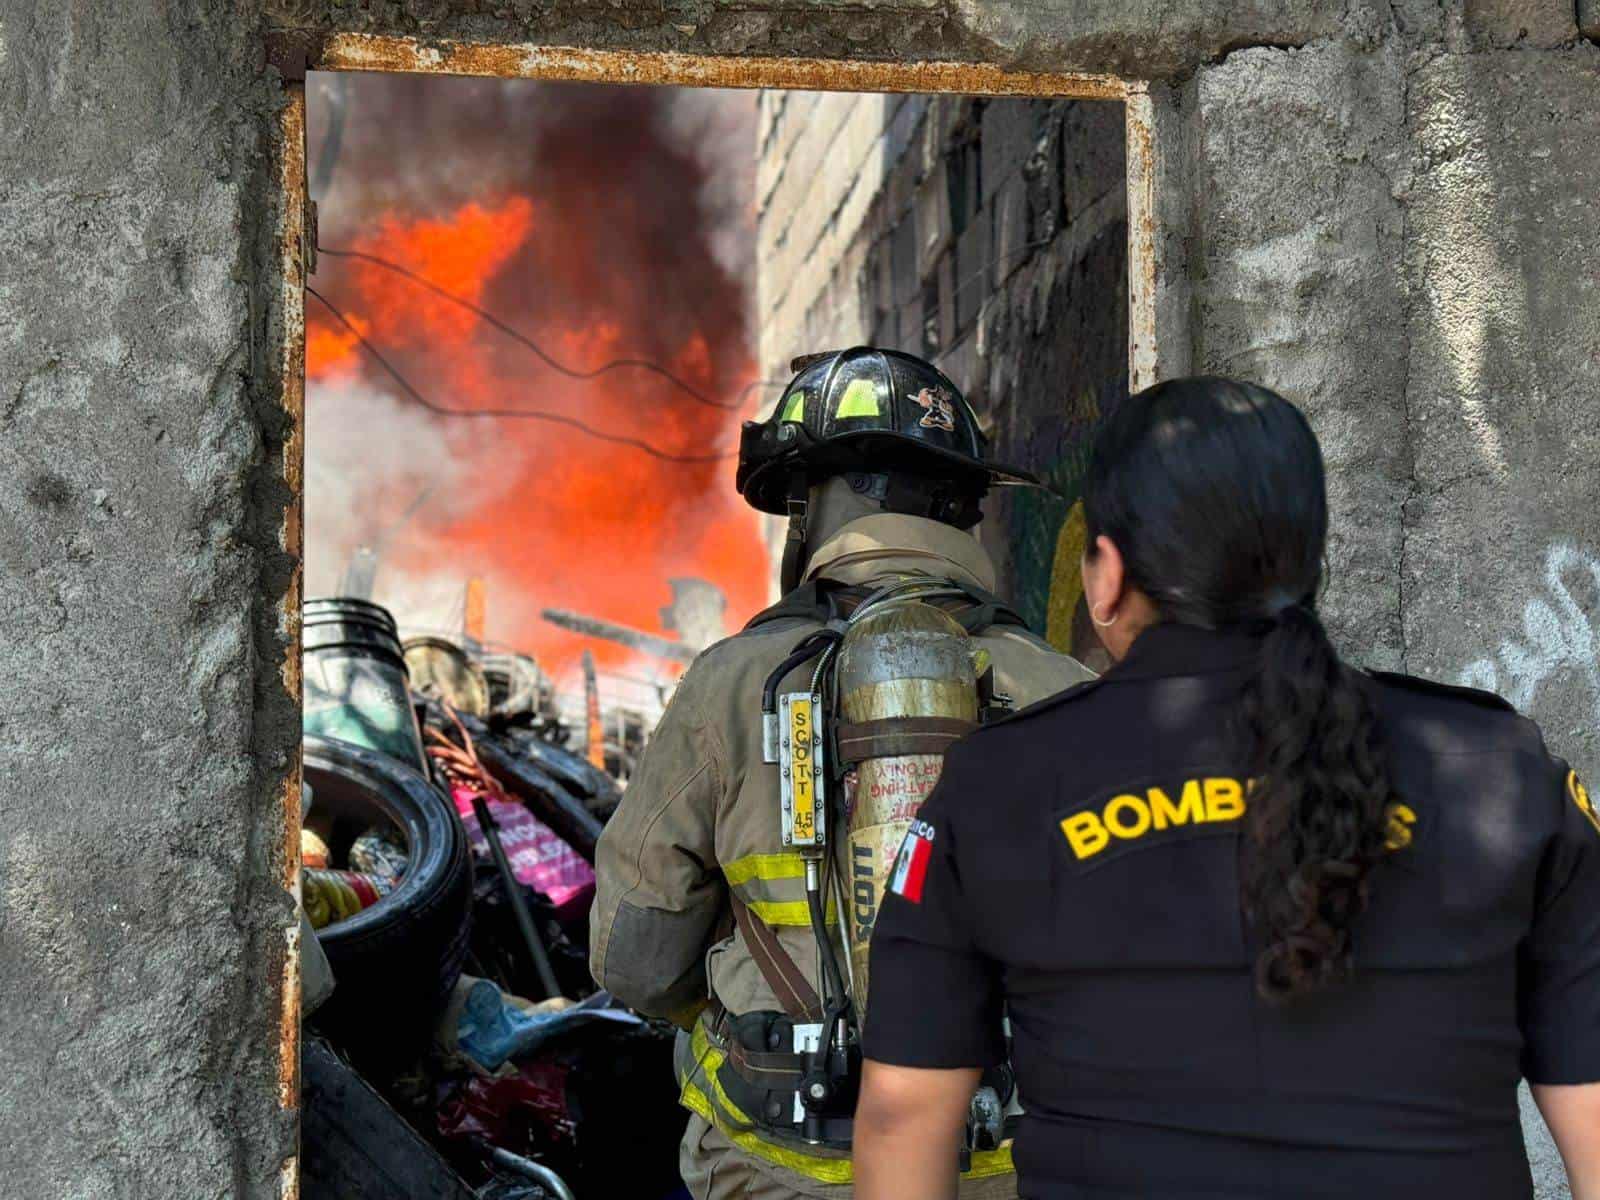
756;92;1128;664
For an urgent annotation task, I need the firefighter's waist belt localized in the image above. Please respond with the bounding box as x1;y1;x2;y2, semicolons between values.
836;715;977;764
717;1009;854;1149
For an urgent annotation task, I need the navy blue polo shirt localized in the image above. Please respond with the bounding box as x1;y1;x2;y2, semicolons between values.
864;622;1600;1199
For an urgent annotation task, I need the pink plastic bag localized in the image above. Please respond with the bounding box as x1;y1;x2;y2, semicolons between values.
453;785;595;922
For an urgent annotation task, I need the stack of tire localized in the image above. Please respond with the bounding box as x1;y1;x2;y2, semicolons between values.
301;598;614;1065
304;735;473;1063
302;598;474;1063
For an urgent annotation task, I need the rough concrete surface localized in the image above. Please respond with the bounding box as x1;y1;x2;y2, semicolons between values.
1401;44;1600;773
0;2;297;1197
1190;40;1412;670
2;0;1596;1196
1583;0;1600;40
266;0;1343;79
1462;0;1579;47
1522;1082;1568;1200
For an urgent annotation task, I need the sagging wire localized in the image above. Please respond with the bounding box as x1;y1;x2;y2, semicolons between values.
317;245;786;414
314;223;1058;443
306;285;738;465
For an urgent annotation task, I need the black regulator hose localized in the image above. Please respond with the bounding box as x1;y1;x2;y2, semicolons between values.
761;630;841;715
802;863;856;1141
808;875;848;1013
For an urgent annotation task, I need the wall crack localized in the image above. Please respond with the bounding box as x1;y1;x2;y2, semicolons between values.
1393;46;1420;676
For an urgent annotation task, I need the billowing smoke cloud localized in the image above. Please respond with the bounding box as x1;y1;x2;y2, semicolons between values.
304;75;767;677
661;87;760;282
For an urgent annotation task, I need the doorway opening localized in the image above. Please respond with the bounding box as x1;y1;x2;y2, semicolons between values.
268;37;1156;1197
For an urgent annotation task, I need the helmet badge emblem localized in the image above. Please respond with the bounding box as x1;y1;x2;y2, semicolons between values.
910;387;957;432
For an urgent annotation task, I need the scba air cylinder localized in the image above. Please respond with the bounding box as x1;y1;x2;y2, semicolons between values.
837;600;978;1020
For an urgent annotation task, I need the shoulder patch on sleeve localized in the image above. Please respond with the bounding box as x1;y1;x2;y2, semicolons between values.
1367;670;1515;713
1568;770;1600;837
887;819;936;903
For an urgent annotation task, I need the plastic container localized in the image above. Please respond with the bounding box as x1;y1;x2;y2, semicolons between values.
303;597;427;770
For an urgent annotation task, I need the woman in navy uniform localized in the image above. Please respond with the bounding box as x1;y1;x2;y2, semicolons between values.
853;377;1600;1199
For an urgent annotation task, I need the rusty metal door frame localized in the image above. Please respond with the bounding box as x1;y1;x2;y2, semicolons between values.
264;33;1183;1196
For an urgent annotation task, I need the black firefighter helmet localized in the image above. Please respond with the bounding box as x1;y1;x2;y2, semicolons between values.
736;347;1041;522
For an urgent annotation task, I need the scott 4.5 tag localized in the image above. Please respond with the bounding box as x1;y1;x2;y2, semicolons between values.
780;693;826;848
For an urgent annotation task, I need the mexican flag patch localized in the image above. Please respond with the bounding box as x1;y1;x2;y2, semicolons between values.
888;819;936;904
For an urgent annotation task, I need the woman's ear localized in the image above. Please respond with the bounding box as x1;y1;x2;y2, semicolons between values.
1081;534;1126;626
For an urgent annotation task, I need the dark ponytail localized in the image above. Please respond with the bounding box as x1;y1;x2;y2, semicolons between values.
1084;377;1398;1001
1238;603;1396;1000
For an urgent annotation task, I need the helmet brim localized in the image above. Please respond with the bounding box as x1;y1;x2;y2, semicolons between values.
739;427;1050;516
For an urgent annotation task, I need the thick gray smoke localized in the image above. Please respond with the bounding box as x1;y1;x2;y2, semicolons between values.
301;75;762;649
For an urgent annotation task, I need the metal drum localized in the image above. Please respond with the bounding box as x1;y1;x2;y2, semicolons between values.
402;635;492;718
302;597;427;771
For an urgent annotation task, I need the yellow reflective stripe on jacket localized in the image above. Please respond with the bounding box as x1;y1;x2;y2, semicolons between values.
723;852;806;887
743;897;838;927
686;1020;756;1125
680;1021;1014;1184
723;853;838;926
964;1146;1017;1180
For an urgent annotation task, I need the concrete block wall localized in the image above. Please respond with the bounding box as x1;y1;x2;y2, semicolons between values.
755;93;1129;643
1188;39;1413;668
2;0;1597;1195
0;2;296;1196
1404;46;1600;767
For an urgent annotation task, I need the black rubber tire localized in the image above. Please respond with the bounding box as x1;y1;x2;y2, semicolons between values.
304;735;473;1058
504;730;623;818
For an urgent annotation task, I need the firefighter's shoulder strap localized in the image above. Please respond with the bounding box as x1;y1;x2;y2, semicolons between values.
942;578;1030;636
744;578;1030;636
742;579;848;631
728;890;824;1024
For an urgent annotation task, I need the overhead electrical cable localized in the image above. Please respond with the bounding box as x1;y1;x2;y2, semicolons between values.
317;245;784;413
314;224;1063;433
306;285;737;464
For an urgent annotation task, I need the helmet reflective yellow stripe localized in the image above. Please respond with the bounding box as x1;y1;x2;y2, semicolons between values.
834;377;881;418
737;346;1043;521
680;1021;1015;1184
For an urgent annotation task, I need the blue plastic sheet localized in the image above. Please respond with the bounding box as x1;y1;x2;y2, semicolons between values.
455;983;643;1072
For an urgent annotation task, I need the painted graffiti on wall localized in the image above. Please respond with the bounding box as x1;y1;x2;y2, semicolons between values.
957;191;1127;672
991;385;1116;675
1458;542;1600;720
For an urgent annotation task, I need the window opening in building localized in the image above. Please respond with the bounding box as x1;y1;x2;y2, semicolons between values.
294;72;1128;1196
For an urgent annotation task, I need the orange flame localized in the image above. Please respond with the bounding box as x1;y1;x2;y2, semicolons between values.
307;188;766;678
307;310;369;377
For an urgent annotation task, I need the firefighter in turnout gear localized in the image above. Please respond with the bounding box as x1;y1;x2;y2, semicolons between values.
590;348;1094;1199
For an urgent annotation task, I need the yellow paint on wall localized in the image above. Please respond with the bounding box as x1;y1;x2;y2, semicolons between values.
1045;499;1088;653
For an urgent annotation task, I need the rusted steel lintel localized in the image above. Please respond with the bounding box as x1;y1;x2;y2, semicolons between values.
1124;85;1159;393
1122;81;1188;392
272;75;307;1200
269;31;1129;100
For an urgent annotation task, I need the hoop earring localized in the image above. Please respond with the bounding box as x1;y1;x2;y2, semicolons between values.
1091;604;1118;629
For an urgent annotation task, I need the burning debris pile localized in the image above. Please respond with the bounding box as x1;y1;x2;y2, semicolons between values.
297;76;769;1200
300;595;685;1200
303;74;769;680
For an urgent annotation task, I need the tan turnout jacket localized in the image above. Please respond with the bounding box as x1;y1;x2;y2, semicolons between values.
590;510;1093;1196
